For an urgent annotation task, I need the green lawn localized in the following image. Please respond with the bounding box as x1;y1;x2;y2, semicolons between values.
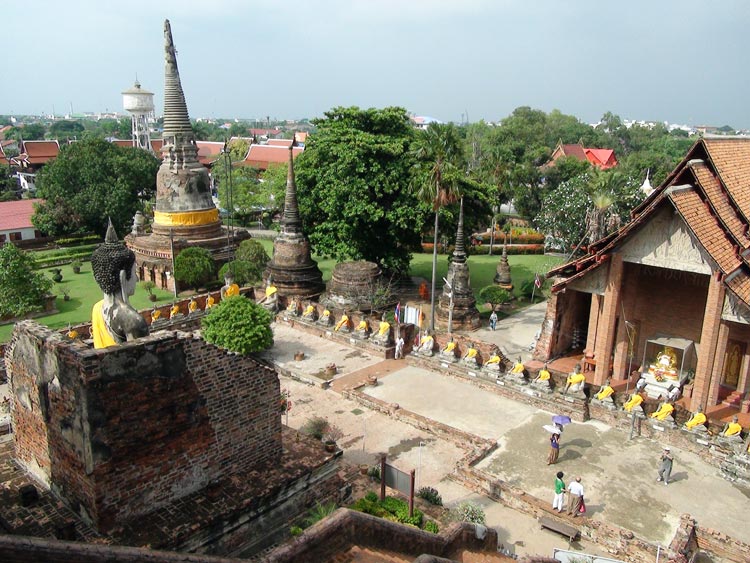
0;246;562;343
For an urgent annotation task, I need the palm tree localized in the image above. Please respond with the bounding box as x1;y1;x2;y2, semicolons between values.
412;123;465;331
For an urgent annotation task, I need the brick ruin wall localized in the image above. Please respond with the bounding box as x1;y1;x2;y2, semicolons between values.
6;321;281;532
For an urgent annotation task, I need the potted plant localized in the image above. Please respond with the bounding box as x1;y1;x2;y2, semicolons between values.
58;287;71;301
49;268;63;283
70;259;82;274
323;424;343;453
325;362;337;377
140;280;158;302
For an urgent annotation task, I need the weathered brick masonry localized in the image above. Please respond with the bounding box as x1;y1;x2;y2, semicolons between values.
6;321;281;532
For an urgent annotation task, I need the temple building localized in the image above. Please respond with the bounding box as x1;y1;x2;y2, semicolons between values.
126;20;247;292
435;198;481;331
535;137;750;416
263;142;324;298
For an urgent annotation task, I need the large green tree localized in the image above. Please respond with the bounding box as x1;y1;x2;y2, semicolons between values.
33;137;160;236
295;106;423;273
174;246;215;290
0;243;53;318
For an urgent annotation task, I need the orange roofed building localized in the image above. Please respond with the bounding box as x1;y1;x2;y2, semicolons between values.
535;137;750;417
548;142;618;170
240;143;303;170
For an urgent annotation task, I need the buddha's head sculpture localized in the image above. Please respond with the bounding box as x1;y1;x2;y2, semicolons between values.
90;220;149;348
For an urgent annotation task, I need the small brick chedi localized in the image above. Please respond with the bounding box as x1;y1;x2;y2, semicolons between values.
436;199;481;331
126;20;247;293
263;142;325;298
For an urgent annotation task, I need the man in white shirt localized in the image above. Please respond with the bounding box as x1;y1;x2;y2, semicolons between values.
567;477;584;517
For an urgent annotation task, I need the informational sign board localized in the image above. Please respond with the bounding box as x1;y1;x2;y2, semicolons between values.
384;463;411;496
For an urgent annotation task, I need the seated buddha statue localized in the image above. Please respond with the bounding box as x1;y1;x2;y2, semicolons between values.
317;308;333;326
286;297;301;317
684;407;708;433
441;337;457;361
151;307;162;322
650;401;675;422
594;379;615;402
355;318;371;339
416;331;435;357
509;357;526;379
563;365;586;395
170;303;182;319
335;312;352;332
90;220;149;349
188;298;199;314
719;415;743;442
532;364;551;389
373;314;392;346
623;392;645;413
302;304;317;321
462;343;479;367
257;279;278;312
650;346;678;379
221;274;240;300
483;348;503;373
204;294;215;310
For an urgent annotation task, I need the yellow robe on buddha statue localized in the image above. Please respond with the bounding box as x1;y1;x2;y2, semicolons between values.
623;394;644;412
650;403;674;421
685;412;707;429
91;300;117;349
595;386;614;400
723;422;742;437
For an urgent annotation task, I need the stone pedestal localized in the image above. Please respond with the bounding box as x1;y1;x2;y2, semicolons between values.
324;261;383;311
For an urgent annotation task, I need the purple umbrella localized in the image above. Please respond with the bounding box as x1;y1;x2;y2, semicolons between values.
552;415;572;426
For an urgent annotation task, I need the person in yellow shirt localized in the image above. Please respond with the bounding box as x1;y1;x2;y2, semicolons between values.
335;312;351;332
684;407;707;432
720;415;743;441
563;365;585;394
623;392;645;413
595;379;615;401
650;401;675;421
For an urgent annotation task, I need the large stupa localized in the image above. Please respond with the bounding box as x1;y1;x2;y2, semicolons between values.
126;20;247;292
263;142;325;298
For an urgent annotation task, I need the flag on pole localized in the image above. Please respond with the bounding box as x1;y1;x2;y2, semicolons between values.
394;302;401;323
534;273;542;288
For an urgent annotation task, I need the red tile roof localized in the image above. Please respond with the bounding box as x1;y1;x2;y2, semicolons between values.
0;199;42;231
19;140;59;165
585;148;618;169
267;139;293;147
547;142;617;170
241;145;303;170
195;141;225;165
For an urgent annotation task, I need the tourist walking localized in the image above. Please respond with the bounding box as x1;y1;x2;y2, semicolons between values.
567;477;584;517
547;432;560;465
552;471;566;512
489;311;498;331
657;447;673;485
395;335;405;359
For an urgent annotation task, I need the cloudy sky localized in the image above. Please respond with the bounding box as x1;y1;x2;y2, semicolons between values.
4;0;749;127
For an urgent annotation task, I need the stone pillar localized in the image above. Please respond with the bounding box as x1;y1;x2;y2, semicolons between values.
737;350;750;396
533;292;559;361
691;274;725;411
593;254;623;386
585;294;601;354
707;323;729;406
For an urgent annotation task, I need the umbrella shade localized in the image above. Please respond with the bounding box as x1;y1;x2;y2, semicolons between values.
553;415;572;426
543;424;560;434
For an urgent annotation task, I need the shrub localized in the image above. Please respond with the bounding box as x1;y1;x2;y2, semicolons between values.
201;296;273;354
0;243;53;318
364;491;379;503
479;286;511;310
417;486;443;506
396;506;423;527
300;416;330;440
219;259;262;286
381;496;408;514
236;238;271;268
140;280;156;295
450;501;486;525
304;501;337;527
323;424;344;444
423;520;440;534
350;497;387;518
290;525;303;537
367;465;381;482
174;246;215;290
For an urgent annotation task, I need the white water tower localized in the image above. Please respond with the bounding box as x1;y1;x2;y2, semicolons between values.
122;80;155;151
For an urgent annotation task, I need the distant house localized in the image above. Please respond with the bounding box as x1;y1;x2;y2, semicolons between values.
240;144;303;171
0;198;43;244
17;140;60;171
547;142;618;170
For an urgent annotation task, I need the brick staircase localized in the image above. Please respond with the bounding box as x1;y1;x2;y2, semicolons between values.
722;390;743;408
331;545;413;563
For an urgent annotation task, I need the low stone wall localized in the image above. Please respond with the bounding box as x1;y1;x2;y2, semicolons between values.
693;522;750;562
265;508;499;563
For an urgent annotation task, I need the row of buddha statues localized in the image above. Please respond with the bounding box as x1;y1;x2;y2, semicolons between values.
277;295;394;346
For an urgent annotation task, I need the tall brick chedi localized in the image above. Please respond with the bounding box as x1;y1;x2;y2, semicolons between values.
436;198;481;331
127;20;246;292
263;142;324;297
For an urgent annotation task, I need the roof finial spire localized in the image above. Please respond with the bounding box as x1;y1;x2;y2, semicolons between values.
281;139;301;232
452;197;467;264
